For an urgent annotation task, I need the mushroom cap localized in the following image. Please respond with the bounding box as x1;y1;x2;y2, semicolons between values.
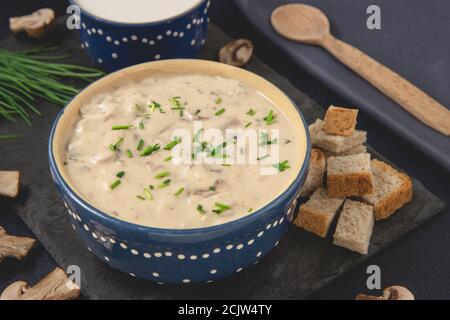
219;39;254;67
383;286;415;300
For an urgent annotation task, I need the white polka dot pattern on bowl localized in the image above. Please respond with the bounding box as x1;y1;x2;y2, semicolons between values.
78;7;210;68
64;188;290;283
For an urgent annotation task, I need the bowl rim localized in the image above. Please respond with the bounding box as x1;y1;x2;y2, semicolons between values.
70;0;208;27
48;59;311;236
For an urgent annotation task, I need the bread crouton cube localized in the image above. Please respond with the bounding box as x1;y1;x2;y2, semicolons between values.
333;199;374;255
327;153;374;197
309;119;366;154
321;144;368;158
0;170;20;198
294;188;345;238
361;160;413;220
299;149;326;197
323;106;359;136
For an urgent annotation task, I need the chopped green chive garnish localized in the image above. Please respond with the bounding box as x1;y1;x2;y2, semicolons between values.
164;156;173;162
245;122;252;128
155;171;170;179
212;202;231;215
257;154;270;161
169;96;182;107
126;149;133;158
215;97;222;105
200;141;209;152
112;125;133;130
210;142;227;158
215;108;226;116
247;109;256;116
171;107;185;117
193;128;204;142
137;139;145;151
116;171;125;178
139;122;144;130
149;185;155;190
140;144;160;157
263;110;277;125
136;195;145;200
221;164;231;167
158;179;171;188
273;160;290;172
248;208;254;213
259;132;278;146
169;97;184;116
194;109;201;115
174;188;185;196
144;188;153;200
209;186;216;191
149;101;162;112
197;204;206;214
110;179;121;190
109;137;124;151
164;137;182;150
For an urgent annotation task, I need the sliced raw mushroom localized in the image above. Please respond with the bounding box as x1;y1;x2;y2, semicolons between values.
356;285;414;300
0;226;36;263
1;267;80;300
0;170;20;198
219;39;254;67
9;8;56;39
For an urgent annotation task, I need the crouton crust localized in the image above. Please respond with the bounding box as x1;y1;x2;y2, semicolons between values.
368;160;413;220
327;172;374;197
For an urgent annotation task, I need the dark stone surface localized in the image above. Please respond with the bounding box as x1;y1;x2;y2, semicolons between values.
0;19;445;299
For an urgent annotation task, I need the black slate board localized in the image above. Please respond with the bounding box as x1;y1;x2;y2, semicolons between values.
0;23;445;299
235;0;450;172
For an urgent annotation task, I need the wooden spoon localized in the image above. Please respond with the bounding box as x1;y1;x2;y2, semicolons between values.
271;4;450;136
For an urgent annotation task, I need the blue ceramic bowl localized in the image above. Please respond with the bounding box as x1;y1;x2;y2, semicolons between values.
70;0;210;72
48;59;311;284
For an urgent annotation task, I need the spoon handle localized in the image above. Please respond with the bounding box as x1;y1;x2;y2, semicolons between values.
320;34;450;136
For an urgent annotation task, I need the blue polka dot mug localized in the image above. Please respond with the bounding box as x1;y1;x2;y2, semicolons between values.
48;60;311;284
70;0;210;72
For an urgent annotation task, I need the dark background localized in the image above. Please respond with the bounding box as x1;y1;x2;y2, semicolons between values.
0;0;449;299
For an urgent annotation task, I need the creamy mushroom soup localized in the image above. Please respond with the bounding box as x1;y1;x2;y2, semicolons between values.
63;74;302;228
76;0;205;24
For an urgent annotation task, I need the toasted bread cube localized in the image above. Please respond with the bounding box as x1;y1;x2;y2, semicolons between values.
299;149;326;197
327;153;374;197
333;199;374;255
309;119;367;154
361;160;413;220
0;171;20;198
294;188;345;238
323;106;359;136
321;144;368;158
